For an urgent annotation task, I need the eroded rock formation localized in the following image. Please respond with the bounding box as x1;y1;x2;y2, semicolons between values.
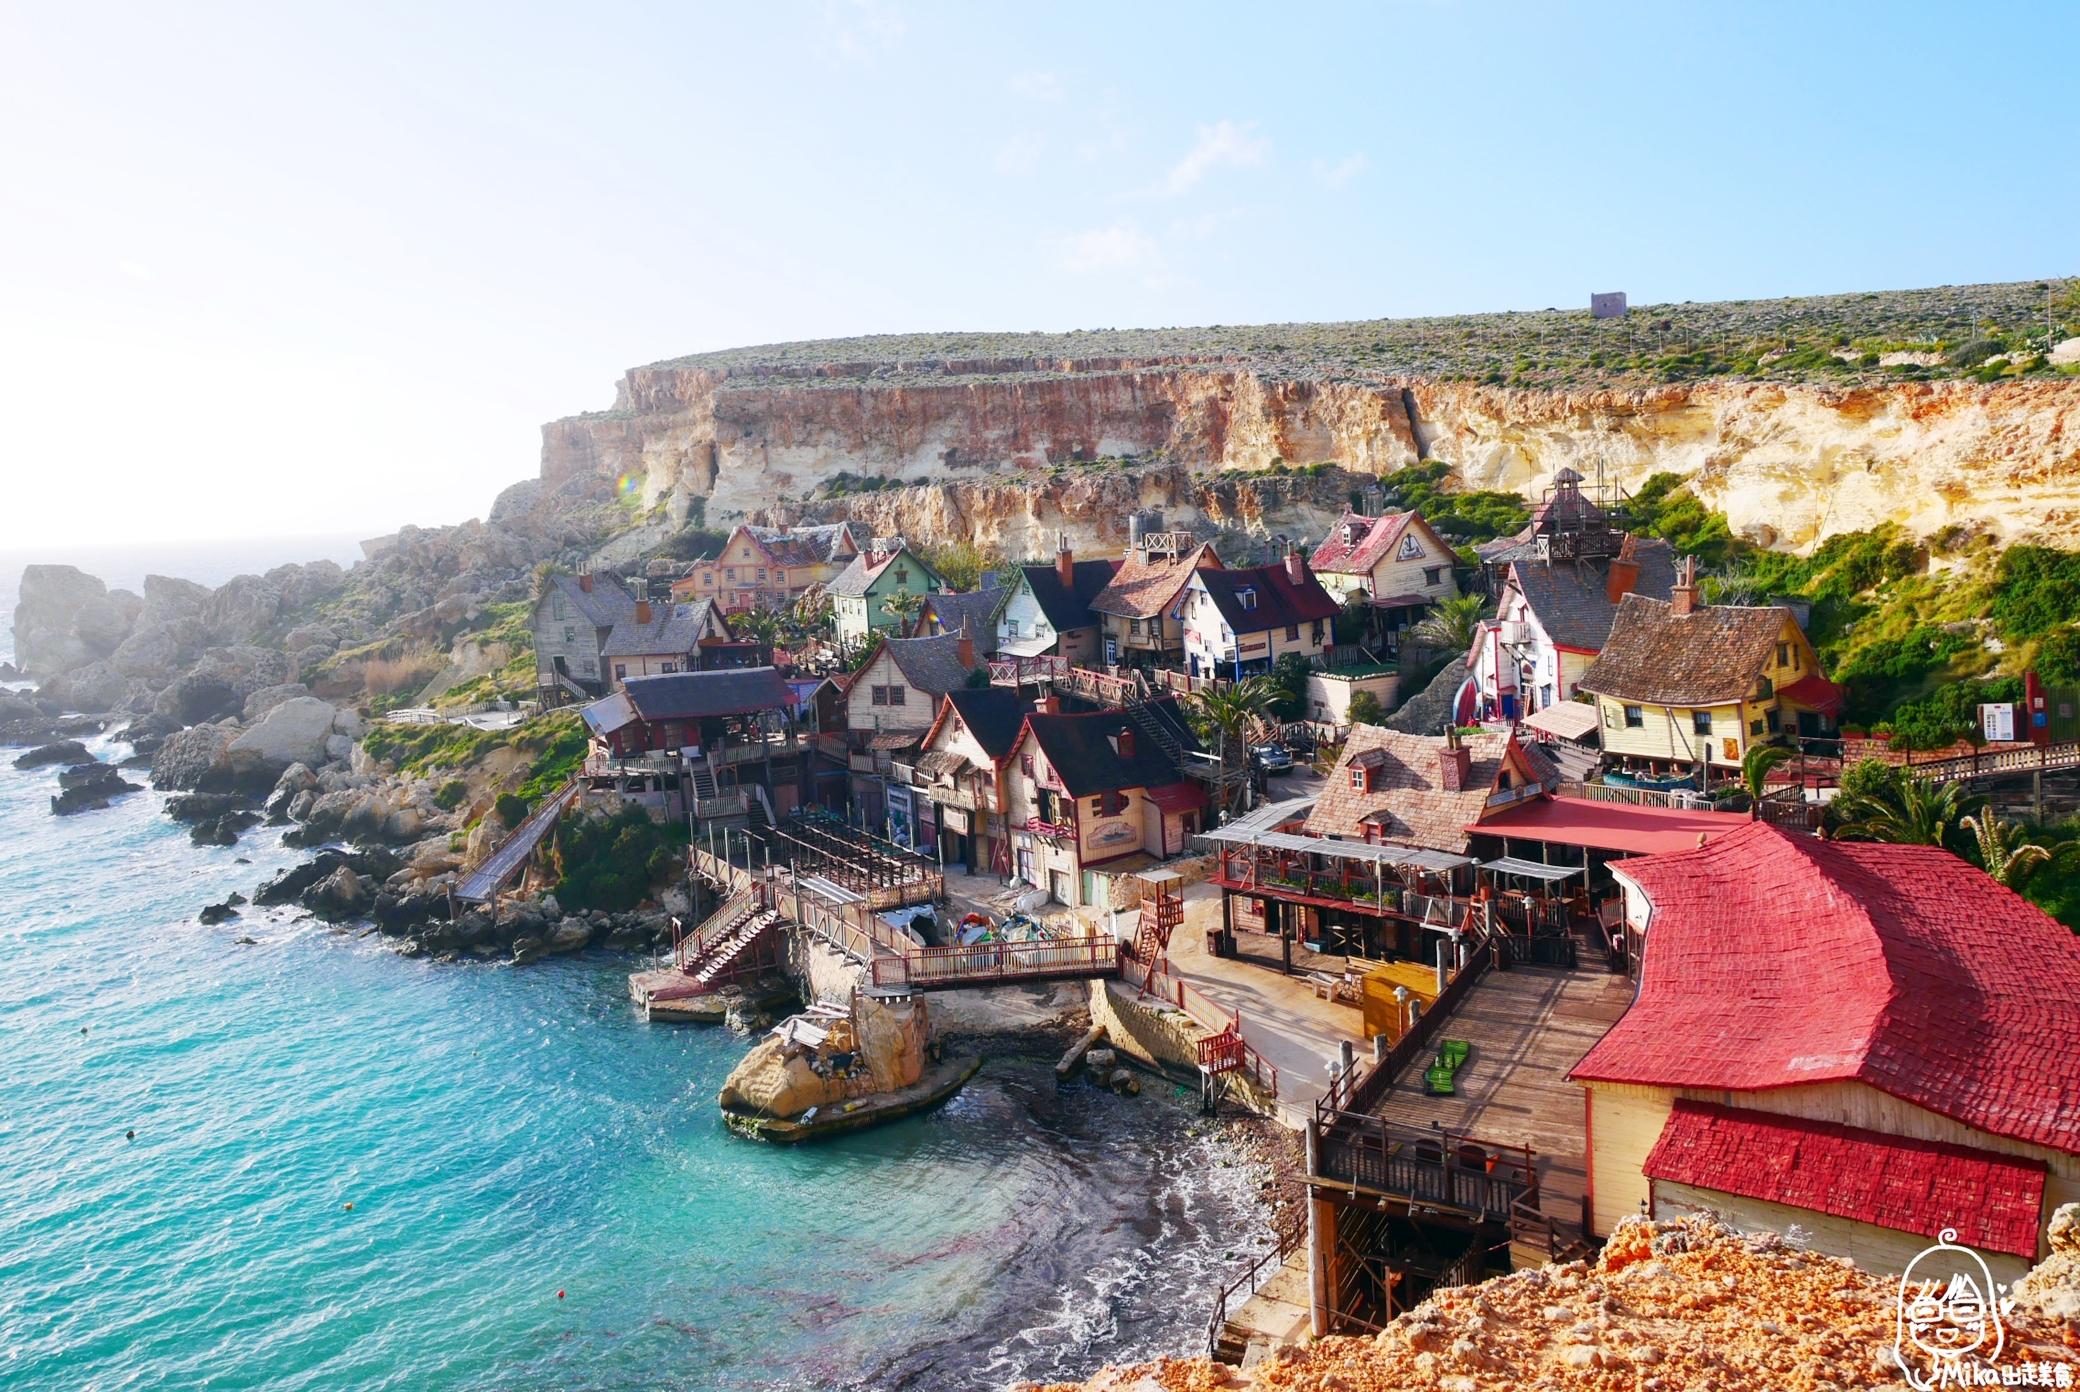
543;357;2080;555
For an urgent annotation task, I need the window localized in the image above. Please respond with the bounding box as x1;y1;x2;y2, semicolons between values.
1285;624;1299;642
662;662;677;674
1021;755;1035;779
775;571;785;584
1424;566;1444;586
1692;710;1713;735
1239;588;1257;611
1311;620;1323;643
871;686;889;706
888;686;905;705
1130;618;1142;636
563;626;577;645
726;567;736;581
1776;643;1790;668
894;568;909;583
702;572;713;586
1749;718;1765;735
1350;766;1368;791
1498;771;1512;790
1005;619;1019;638
614;664;627;680
1623;705;1644;728
757;569;767;582
1766;708;1781;734
552;595;566;621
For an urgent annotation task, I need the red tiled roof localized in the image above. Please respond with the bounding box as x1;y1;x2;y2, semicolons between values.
1469;794;1752;855
1310;510;1418;575
1572;822;2080;1156
1644;1100;2046;1259
1778;673;1845;718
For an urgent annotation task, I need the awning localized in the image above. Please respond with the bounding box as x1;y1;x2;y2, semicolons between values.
1145;781;1207;814
1480;855;1585;882
997;635;1056;657
1368;592;1433;609
1202;796;1316;841
1212;827;1473;873
1777;674;1844;718
1470;794;1752;856
914;749;971;778
867;731;921;750
580;691;638;736
1521;701;1601;743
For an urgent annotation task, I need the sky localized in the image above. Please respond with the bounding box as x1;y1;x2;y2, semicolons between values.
2;1;2075;552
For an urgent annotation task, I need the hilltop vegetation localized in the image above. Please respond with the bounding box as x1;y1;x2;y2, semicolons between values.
649;278;2079;391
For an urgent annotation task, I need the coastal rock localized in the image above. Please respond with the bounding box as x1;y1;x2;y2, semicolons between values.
163;792;248;823
141;574;211;626
283;624;339;653
242;683;311;721
509;934;546;964
51;764;142;815
546;920;591;954
11;565;125;678
14;740;96;769
198;901;241;925
39;661;138;715
151;672;242;725
303;866;368;920
199;575;282;645
372;888;446;933
2013;1202;2080;1320
118;713;182;759
191;810;261;846
109;624;184;681
265;762;319;821
226;697;338;784
150;722;238;791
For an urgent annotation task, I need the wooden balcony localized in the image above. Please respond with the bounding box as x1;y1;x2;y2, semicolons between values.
1313;1114;1537;1220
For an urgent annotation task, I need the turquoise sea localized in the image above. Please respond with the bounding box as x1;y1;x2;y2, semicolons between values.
0;727;1268;1391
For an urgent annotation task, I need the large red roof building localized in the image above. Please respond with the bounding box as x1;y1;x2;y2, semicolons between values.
1570;821;2080;1278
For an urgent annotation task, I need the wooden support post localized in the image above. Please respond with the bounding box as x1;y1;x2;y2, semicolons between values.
1306;1122;1329;1339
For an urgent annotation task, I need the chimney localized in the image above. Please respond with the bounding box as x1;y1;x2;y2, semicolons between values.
578;572;593;593
636;599;653;624
1284;548;1307;585
1057;532;1075;589
1040;695;1060;715
631;577;649;603
1606;533;1641;604
956;619;974;671
1439;728;1472;791
1671;556;1699;617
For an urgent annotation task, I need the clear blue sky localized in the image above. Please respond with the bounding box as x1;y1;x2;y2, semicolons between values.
3;1;2074;549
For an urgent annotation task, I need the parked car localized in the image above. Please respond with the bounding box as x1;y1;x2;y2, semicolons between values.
1250;743;1294;773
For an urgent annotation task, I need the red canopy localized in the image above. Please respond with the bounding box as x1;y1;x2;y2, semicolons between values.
1470;794;1751;856
1144;782;1208;814
1776;673;1844;717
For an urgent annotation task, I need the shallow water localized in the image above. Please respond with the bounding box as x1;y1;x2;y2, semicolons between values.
0;732;1268;1391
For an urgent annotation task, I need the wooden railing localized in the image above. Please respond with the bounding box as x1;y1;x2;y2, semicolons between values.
1313;1111;1536;1218
1894;739;2080;786
872;936;1117;989
1316;939;1493;1124
1554;779;1733;811
1205;1210;1307;1360
989;654;1070;686
1122;955;1280;1097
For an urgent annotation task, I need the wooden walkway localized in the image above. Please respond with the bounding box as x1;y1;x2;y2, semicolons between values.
1366;964;1634;1223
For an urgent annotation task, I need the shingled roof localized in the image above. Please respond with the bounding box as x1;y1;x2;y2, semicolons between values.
1576;593;1796;706
1310;510;1422;576
1015;701;1197;797
1510;539;1677;652
741;521;857;570
1572;821;2080;1156
879;632;980;696
1193;562;1341;633
608;666;798;722
827;544;936;599
1018;558;1119;631
1643;1099;2047;1260
936;687;1030;760
1302;726;1528;852
601;600;733;658
543;572;638;628
912;586;1007;644
1090;543;1219;619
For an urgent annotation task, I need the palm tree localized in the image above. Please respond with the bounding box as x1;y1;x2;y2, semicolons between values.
1412;592;1492;655
1962;809;2052;888
880;589;925;630
1739;744;1793;816
1833;772;1985;848
732;607;783;665
1188;679;1276;815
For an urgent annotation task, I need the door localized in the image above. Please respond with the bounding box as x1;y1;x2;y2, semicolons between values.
1017;848;1035;886
1049;869;1072;905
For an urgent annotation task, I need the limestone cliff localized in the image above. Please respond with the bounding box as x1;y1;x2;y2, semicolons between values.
543;356;2080;555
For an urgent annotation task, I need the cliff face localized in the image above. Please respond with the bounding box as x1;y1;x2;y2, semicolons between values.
542;358;2080;555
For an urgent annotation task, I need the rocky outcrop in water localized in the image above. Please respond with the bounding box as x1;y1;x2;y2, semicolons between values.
50;763;141;815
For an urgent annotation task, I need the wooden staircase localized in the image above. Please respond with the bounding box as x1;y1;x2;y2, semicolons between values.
629;890;785;1009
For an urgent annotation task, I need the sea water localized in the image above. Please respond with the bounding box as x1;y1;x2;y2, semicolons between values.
0;730;1268;1391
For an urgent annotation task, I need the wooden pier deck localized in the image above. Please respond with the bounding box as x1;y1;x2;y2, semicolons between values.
1365;964;1634;1224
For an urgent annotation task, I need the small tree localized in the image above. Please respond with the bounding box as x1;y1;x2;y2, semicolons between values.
1832;771;1985;849
1963;810;2052;888
880;589;926;629
1346;690;1385;727
1412;593;1492;655
1739;744;1793;814
732;606;783;665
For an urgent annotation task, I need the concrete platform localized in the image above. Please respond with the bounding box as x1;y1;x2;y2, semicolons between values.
641;974;798;1024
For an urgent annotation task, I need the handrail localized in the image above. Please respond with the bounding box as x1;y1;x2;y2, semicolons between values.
1205;1210;1307;1359
1120;954;1280;1096
1314;939;1493;1127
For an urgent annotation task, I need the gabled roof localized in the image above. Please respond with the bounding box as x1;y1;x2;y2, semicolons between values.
1089;543;1219;618
1571;821;2080;1156
1577;593;1800;706
913;587;1007;643
1014;701;1196;797
826;544;939;599
874;633;979;697
927;687;1031;761
1192;562;1341;633
541;572;638;628
596;666;797;724
1302;726;1525;852
1309;510;1431;576
1509;539;1677;652
601;601;732;658
1643;1100;2046;1260
1017;558;1119;632
739;521;857;570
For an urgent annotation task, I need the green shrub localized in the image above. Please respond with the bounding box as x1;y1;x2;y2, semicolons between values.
549;804;688;912
435;780;469;811
494;792;532;828
1988;547;2080;641
2037;626;2080;686
1346;690;1385;726
1877;675;2024;751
